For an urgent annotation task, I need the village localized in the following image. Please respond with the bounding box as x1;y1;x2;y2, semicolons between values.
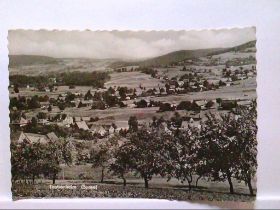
10;59;256;149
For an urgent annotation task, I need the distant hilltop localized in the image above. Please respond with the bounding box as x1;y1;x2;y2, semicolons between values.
9;55;59;67
111;40;256;67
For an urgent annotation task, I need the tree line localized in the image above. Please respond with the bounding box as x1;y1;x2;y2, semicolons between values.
9;71;110;88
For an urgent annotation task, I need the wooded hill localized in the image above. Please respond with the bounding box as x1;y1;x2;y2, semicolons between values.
9;40;256;68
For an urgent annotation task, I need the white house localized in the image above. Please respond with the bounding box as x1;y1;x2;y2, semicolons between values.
90;125;107;136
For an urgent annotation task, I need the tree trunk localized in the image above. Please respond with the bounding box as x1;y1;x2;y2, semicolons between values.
247;177;254;196
187;181;192;191
195;176;201;188
226;172;234;194
52;173;56;184
144;176;149;188
101;168;104;183
32;174;35;185
186;175;192;191
122;176;127;187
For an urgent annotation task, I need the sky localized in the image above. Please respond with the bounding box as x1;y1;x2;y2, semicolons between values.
8;27;256;59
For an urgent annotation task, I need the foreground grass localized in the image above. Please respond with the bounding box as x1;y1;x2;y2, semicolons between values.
12;181;255;203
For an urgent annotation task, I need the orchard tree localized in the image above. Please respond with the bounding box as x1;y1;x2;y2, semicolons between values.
43;138;73;184
234;105;257;195
199;112;240;194
90;145;110;183
90;136;119;183
164;127;200;190
109;142;131;187
124;126;163;188
11;141;30;182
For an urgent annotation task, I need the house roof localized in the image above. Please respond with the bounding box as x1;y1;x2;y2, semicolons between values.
208;79;220;84
81;117;91;121
46;132;59;141
76;121;89;130
18;132;48;144
194;100;206;107
81;100;93;104
237;100;252;106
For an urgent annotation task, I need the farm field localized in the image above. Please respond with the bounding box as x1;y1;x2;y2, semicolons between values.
105;72;164;89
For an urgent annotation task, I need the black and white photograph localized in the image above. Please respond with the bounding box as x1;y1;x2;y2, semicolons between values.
8;28;257;207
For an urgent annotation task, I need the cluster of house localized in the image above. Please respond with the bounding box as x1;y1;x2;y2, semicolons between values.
225;56;256;66
14;113;129;138
158;72;232;94
58;116;113;137
200;54;256;67
222;66;256;81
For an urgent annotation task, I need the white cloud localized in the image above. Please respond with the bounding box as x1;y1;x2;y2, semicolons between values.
8;28;256;59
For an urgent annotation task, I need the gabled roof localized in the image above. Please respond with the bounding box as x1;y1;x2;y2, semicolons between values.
81;117;91;121
75;121;89;130
18;132;48;144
